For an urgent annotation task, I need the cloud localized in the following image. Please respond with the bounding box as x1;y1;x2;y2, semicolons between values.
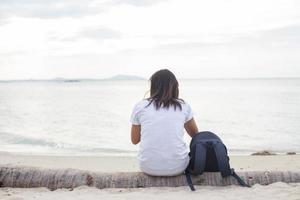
0;0;167;21
1;0;300;80
227;24;300;48
115;23;300;59
48;27;122;42
160;24;300;49
0;18;9;26
0;0;103;19
107;0;168;7
78;27;122;39
259;25;300;43
0;50;27;56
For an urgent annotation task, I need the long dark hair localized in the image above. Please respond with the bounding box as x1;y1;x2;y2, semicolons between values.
146;69;184;110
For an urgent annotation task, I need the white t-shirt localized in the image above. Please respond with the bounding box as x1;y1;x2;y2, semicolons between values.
130;99;194;176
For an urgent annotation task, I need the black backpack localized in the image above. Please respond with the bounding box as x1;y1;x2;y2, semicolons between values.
185;131;250;191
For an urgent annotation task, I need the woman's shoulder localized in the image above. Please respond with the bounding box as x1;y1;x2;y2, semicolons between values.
178;99;190;106
178;99;194;121
178;99;193;112
135;99;150;106
132;99;150;110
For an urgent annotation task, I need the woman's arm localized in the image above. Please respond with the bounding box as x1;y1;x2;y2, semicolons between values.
131;125;141;144
184;118;198;137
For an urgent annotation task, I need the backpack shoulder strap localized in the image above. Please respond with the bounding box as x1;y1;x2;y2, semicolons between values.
212;141;231;177
213;142;251;187
231;169;251;187
185;142;206;191
184;170;195;191
192;142;207;175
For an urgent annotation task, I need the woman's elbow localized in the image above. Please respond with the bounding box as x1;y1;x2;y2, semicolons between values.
131;139;140;145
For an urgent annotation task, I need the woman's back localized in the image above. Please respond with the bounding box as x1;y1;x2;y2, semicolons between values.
130;99;193;176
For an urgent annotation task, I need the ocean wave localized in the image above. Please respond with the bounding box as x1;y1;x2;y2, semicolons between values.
0;131;137;154
0;131;58;147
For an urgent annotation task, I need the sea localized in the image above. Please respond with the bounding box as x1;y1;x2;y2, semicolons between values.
0;78;299;156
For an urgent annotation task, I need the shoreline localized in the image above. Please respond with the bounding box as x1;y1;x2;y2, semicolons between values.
1;151;299;172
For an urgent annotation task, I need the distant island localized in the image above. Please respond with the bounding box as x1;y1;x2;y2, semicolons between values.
53;75;146;82
0;75;146;83
1;76;299;82
107;74;146;80
49;74;146;82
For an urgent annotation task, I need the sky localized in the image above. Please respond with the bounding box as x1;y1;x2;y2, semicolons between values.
0;0;300;80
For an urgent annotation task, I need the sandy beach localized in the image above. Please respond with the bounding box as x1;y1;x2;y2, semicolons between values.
1;152;300;200
1;182;299;200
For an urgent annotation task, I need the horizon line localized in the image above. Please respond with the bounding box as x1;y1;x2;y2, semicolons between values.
1;76;300;82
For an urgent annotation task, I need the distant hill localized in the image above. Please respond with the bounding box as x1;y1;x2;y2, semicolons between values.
1;76;300;82
108;74;146;80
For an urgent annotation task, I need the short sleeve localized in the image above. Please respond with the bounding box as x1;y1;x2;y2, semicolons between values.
184;102;194;123
130;101;143;125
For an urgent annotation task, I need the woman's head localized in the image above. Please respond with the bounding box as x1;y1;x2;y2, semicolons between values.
147;69;183;110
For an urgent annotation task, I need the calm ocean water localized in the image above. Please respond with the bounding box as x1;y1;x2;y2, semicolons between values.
0;79;299;156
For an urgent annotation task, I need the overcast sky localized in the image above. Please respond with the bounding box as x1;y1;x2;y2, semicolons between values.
0;0;300;80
